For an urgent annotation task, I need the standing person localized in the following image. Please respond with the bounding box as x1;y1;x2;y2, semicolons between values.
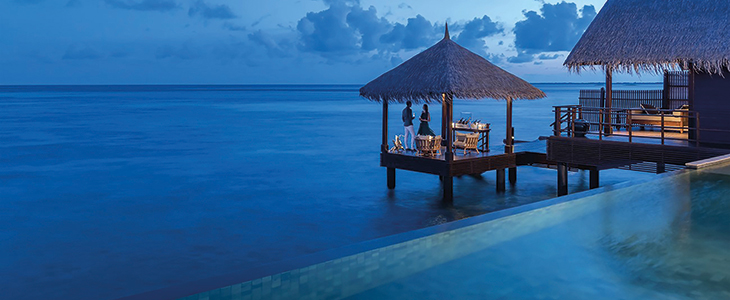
417;104;436;136
402;101;416;150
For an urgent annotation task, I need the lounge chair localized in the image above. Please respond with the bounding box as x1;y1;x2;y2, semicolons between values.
627;104;688;133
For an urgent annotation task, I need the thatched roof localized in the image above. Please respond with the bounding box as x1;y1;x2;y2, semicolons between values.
360;26;546;103
565;0;730;74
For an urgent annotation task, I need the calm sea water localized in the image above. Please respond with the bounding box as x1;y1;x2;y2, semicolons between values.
0;83;661;300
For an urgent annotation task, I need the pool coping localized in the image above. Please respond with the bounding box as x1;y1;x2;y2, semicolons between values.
116;167;690;300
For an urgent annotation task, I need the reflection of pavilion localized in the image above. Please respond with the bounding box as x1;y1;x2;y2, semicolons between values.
360;25;546;202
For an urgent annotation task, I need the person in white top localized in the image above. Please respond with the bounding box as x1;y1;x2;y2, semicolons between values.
402;101;416;150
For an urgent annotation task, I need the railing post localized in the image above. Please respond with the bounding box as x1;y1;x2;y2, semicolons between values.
554;107;561;136
598;109;603;141
660;111;665;145
578;106;583;119
570;107;576;137
695;111;700;147
627;109;632;143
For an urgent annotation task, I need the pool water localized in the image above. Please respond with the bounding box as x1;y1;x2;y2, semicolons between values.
179;164;730;300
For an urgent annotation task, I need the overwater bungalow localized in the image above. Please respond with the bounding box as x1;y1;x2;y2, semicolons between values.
549;0;730;195
360;25;546;202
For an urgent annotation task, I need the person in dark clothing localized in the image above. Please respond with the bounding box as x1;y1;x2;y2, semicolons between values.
402;101;416;150
417;104;436;136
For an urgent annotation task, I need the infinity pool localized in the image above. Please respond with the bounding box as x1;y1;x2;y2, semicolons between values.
153;164;730;300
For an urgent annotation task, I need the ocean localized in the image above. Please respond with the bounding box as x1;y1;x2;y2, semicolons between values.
0;83;660;299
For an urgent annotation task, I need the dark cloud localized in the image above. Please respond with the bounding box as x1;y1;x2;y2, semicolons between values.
510;1;596;63
397;3;411;9
453;15;503;55
188;0;236;20
104;0;178;12
62;45;103;60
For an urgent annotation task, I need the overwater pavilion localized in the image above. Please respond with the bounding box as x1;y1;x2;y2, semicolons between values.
549;0;730;195
360;26;546;202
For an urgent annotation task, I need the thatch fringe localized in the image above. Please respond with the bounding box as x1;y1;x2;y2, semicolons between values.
360;34;545;103
564;0;730;76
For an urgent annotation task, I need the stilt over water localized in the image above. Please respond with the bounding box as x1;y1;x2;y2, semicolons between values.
589;168;599;189
496;169;505;192
387;167;396;189
557;163;568;196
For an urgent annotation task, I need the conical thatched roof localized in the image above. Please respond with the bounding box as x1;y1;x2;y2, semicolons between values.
360;26;545;103
565;0;730;74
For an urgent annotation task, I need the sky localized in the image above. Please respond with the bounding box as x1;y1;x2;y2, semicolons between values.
0;0;661;84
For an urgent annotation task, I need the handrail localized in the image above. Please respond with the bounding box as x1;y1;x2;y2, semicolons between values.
551;104;719;146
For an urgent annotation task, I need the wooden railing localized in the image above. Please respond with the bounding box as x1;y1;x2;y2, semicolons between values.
553;105;701;146
579;88;689;131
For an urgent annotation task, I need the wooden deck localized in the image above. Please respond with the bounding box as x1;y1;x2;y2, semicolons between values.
547;136;730;170
381;151;519;177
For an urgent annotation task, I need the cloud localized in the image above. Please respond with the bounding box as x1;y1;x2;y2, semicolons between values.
453;15;503;55
296;0;361;54
537;53;561;60
248;30;292;58
507;51;533;64
188;0;236;20
346;5;392;51
510;1;596;63
104;0;178;12
155;44;200;60
224;22;246;31
379;15;439;51
62;45;103;60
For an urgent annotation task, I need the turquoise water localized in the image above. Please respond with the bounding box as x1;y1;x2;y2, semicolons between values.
0;84;661;299
180;164;730;300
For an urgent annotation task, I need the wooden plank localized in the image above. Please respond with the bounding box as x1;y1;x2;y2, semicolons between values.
547;136;730;169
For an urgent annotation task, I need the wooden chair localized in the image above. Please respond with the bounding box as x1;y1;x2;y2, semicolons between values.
453;132;479;155
431;135;442;156
415;135;431;156
389;135;404;152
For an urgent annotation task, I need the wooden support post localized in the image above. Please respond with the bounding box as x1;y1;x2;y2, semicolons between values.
382;101;389;153
508;167;517;185
441;94;447;144
387;167;395;189
589;168;599;189
444;94;453;161
554;107;561;136
605;67;613;135
662;71;670;109
557;163;568;196
656;162;666;174
505;97;514;154
443;176;453;203
496;169;506;192
688;66;697;144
